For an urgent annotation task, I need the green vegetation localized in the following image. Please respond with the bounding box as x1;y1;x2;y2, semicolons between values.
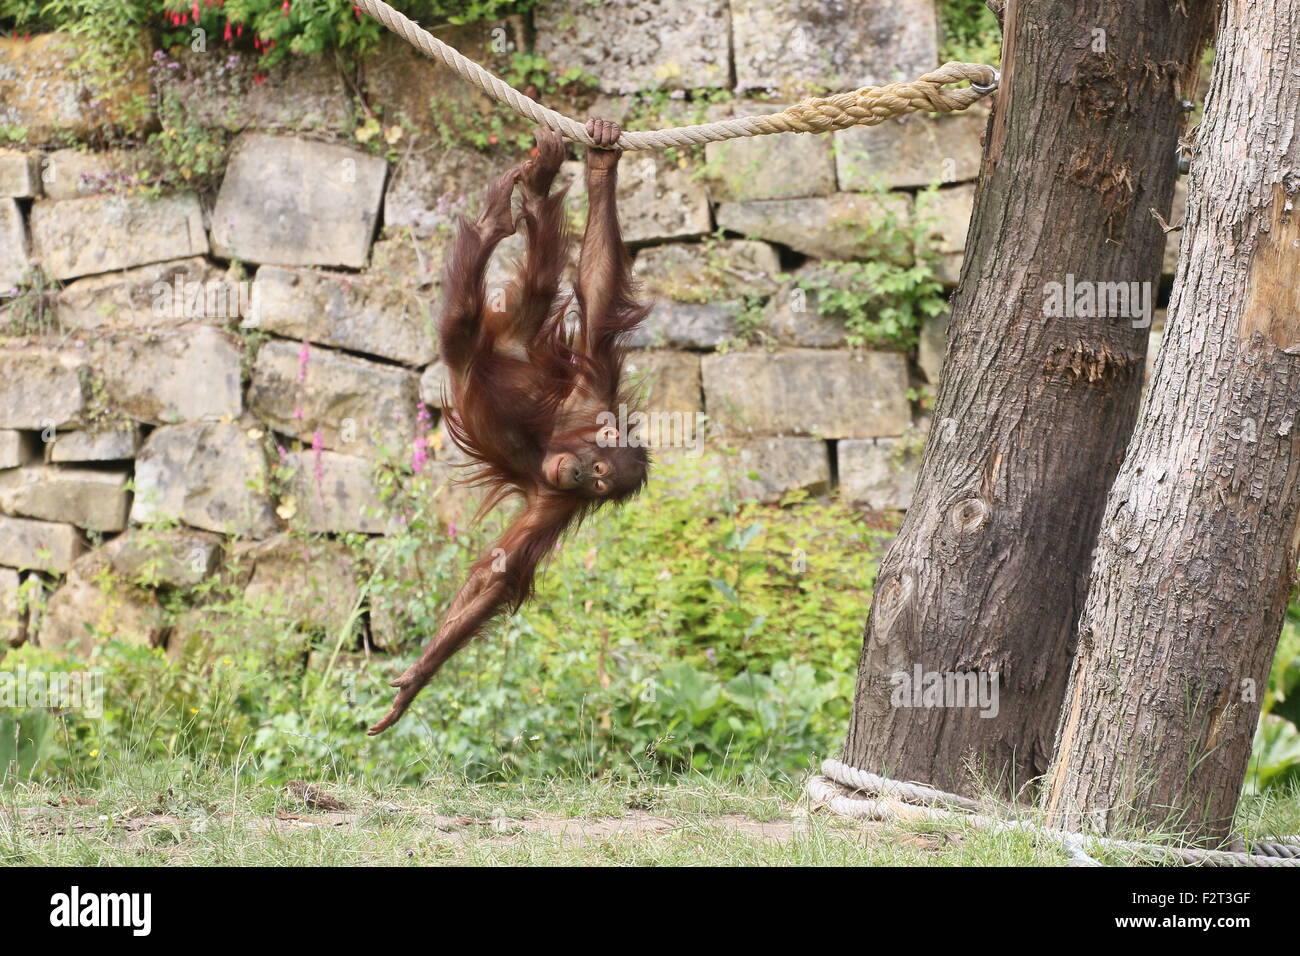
0;457;882;787
783;185;949;351
789;258;946;351
0;266;61;334
143;49;234;189
5;446;1297;806
1250;607;1300;792
1;1;542;66
937;0;1002;66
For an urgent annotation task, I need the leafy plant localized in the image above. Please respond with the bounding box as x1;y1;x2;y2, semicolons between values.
774;180;951;351
0;455;884;785
0;265;62;335
937;0;1002;66
1247;608;1300;792
143;49;236;188
2;1;544;67
791;259;946;351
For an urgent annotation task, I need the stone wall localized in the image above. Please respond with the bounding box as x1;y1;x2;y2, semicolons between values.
0;1;1183;650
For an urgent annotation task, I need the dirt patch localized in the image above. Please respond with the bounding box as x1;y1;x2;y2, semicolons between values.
8;802;904;847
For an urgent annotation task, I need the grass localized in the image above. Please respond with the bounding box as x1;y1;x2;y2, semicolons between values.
4;754;1296;866
0;757;1056;866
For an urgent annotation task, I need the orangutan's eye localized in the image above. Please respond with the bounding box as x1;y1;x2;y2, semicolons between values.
592;461;609;477
593;479;609;495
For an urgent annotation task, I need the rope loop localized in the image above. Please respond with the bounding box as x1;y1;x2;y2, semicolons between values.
813;759;1300;867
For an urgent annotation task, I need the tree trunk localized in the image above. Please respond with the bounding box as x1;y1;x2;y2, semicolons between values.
842;0;1215;797
1045;0;1300;842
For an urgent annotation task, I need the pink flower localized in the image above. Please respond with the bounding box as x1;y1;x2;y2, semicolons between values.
311;430;326;505
412;402;433;472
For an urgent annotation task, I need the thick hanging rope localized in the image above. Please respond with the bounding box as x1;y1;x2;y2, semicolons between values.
354;0;999;150
809;759;1300;867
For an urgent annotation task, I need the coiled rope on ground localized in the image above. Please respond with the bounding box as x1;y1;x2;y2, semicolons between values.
354;0;999;150
810;759;1300;867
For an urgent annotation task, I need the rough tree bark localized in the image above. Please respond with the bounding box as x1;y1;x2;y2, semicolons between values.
1046;0;1300;842
842;0;1215;797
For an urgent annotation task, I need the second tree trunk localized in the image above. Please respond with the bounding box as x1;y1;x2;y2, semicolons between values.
1046;0;1300;842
